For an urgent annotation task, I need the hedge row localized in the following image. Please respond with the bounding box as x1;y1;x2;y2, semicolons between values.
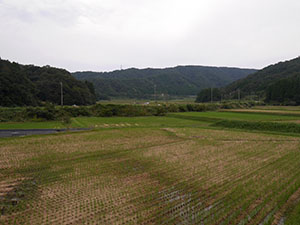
0;101;257;122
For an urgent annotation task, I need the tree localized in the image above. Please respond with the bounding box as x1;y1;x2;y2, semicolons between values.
196;88;222;103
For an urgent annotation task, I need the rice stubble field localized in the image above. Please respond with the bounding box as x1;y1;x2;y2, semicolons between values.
1;110;300;224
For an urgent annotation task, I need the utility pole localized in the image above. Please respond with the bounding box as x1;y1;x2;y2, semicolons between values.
154;84;157;103
238;89;241;101
60;82;63;106
211;87;213;103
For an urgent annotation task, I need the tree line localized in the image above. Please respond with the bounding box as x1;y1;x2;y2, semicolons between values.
0;59;96;107
196;56;300;105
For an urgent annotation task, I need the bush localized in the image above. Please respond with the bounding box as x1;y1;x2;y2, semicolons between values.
0;100;261;122
167;104;179;112
25;107;57;121
178;105;188;112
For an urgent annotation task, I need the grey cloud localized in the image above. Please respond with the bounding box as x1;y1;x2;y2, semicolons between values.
0;0;300;71
0;0;82;26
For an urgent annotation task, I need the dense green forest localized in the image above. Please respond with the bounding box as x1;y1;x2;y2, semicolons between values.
0;59;96;106
73;66;256;99
266;74;300;104
196;88;222;102
195;56;300;104
222;56;300;102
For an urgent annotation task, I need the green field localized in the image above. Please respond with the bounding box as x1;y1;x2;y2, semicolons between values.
1;109;300;224
98;97;197;105
1;110;300;130
169;111;300;122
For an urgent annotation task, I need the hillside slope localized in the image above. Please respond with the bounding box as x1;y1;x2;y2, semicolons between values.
224;56;300;98
73;66;256;99
0;59;96;106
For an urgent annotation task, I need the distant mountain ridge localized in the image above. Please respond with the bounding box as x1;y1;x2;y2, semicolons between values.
73;66;257;99
0;58;96;106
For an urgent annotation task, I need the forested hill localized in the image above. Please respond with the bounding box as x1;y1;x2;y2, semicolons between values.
0;59;96;106
73;66;257;99
224;56;300;100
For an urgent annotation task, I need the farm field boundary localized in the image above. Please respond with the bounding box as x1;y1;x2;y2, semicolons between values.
213;120;300;134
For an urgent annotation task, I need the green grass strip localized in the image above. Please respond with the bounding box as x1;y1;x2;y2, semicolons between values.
213;120;300;134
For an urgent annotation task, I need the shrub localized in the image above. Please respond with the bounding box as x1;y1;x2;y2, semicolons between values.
0;100;262;122
178;105;188;112
167;104;179;112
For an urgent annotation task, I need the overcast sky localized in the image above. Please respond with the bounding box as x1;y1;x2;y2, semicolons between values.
0;0;300;72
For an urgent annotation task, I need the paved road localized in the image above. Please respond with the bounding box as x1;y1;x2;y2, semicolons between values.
0;128;89;138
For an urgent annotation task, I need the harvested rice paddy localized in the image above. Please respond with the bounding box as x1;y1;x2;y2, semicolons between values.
1;109;300;224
